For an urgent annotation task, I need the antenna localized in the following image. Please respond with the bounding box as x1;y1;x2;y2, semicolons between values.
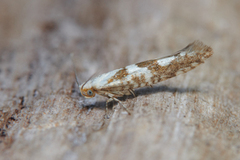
81;72;96;90
71;53;80;87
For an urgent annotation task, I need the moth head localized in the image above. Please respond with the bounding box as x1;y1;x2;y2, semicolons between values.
76;70;97;98
80;87;96;98
79;80;96;98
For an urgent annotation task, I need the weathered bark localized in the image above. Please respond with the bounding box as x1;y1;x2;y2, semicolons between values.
0;0;240;160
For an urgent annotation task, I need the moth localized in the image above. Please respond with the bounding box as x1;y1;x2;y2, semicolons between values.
77;41;213;114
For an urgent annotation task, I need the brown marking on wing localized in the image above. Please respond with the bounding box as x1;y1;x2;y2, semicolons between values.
97;85;132;97
107;79;114;83
107;67;129;84
145;82;149;86
131;75;141;87
161;40;213;59
99;74;147;95
129;84;134;89
136;59;157;68
147;41;213;84
131;73;147;87
140;73;146;83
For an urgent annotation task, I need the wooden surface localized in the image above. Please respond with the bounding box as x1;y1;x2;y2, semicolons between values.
1;0;240;160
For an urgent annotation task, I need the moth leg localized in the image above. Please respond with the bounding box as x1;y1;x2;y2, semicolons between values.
105;98;114;119
112;97;131;115
128;89;136;97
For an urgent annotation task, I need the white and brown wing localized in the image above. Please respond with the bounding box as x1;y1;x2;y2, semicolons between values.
83;41;213;97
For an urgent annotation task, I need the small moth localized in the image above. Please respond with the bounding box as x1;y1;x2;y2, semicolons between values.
78;41;213;114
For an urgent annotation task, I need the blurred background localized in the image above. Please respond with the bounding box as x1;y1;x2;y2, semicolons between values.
0;0;240;159
0;0;239;94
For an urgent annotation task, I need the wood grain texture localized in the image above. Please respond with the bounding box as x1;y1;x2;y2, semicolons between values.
0;0;240;160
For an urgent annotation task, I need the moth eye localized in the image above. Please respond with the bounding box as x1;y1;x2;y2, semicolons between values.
87;90;93;96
